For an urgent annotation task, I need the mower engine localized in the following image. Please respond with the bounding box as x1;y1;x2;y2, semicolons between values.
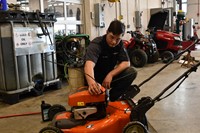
68;87;107;120
73;106;97;120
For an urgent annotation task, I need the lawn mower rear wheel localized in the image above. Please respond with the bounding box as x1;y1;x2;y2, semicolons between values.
123;121;148;133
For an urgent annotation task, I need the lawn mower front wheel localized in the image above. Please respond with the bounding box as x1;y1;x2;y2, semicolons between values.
39;126;62;133
48;104;66;121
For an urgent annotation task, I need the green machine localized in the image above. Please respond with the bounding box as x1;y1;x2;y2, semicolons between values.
56;34;90;79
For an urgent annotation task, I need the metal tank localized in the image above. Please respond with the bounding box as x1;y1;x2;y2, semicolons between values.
183;18;194;40
0;11;61;104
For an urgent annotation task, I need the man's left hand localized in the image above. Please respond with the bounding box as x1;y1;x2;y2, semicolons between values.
102;73;113;89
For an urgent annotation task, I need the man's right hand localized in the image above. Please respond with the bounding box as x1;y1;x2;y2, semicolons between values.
88;83;102;95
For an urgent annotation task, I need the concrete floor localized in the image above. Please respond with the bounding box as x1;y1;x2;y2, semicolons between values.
0;48;200;133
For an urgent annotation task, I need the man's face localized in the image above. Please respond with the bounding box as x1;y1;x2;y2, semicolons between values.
106;32;123;47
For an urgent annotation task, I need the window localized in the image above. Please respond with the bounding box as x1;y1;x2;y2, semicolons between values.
42;0;84;36
65;2;84;34
176;0;187;13
182;0;187;13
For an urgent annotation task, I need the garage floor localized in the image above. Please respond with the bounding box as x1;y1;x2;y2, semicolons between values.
0;47;200;133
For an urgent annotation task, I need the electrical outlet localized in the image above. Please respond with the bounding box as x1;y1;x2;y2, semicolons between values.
90;12;94;19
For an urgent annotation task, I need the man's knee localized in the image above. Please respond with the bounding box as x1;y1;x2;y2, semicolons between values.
124;67;137;80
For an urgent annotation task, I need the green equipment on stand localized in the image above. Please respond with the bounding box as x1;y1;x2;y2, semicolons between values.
56;34;90;79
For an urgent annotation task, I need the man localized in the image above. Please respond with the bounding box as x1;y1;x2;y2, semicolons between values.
84;20;137;101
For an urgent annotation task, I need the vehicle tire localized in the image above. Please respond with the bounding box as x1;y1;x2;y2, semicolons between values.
39;126;62;133
48;104;66;121
148;50;159;63
123;121;148;133
161;51;174;63
129;49;148;68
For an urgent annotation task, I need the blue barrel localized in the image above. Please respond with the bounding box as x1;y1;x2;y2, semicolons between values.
0;0;7;11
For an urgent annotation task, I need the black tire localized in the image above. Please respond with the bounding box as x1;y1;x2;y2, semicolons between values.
48;104;66;121
123;121;148;133
148;50;159;63
129;49;148;68
39;126;62;133
161;51;174;63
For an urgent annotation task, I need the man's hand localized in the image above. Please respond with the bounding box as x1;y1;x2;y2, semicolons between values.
102;61;130;89
88;82;102;95
102;73;113;89
84;61;102;95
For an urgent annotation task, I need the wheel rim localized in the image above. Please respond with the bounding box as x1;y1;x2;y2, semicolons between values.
39;126;61;133
41;129;58;133
134;56;141;62
123;121;147;133
125;125;146;133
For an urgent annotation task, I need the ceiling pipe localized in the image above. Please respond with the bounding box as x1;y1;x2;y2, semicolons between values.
135;0;142;29
179;0;182;10
135;0;140;11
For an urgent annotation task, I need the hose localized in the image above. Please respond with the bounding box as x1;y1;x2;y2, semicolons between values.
0;111;41;119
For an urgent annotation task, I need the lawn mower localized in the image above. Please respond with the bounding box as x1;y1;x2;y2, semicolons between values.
148;10;183;63
39;84;143;133
123;30;159;68
39;39;199;133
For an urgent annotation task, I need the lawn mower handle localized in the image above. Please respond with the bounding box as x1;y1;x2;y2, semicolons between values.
131;60;200;124
138;39;200;87
153;60;200;102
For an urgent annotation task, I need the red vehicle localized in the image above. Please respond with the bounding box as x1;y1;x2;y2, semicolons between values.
148;11;182;63
123;30;159;67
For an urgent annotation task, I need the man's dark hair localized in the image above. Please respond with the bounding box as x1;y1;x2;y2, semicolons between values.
107;20;125;35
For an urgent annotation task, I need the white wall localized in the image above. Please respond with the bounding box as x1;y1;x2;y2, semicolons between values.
187;0;200;36
85;0;174;40
7;0;17;4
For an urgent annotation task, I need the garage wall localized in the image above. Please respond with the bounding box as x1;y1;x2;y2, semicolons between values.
7;0;17;3
6;0;175;40
187;0;200;35
84;0;174;40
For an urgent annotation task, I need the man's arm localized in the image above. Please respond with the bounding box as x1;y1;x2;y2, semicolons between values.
102;61;130;89
84;60;101;95
109;61;130;77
